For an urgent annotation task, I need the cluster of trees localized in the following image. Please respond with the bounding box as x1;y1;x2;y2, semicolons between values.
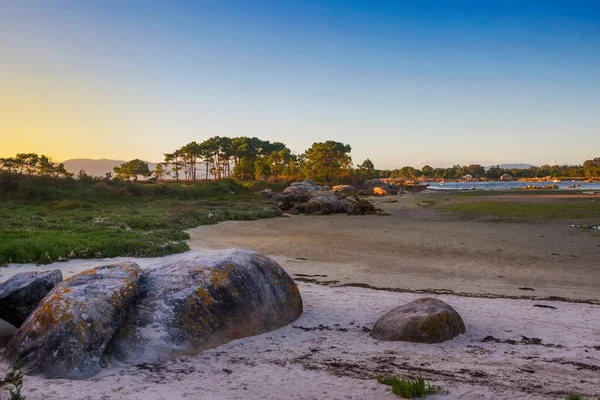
113;159;151;182
162;137;297;182
0;153;72;177
374;159;600;180
162;137;353;183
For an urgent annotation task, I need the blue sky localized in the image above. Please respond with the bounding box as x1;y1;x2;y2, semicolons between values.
1;0;598;168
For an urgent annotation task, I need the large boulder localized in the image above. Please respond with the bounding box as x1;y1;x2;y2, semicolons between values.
282;180;320;202
341;196;377;215
4;262;142;379
370;298;466;343
0;269;63;327
302;192;347;215
105;250;302;365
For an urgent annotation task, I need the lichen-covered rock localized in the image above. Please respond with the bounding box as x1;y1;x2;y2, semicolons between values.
0;269;63;327
332;185;357;193
302;192;347;215
0;319;17;348
373;187;388;196
370;298;466;343
282;180;320;202
4;263;142;379
105;250;302;365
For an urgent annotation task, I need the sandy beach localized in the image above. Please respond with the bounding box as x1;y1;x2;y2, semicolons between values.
1;192;599;399
188;193;600;301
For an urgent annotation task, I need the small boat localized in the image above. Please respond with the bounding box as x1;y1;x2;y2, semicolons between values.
553;179;560;183
439;181;445;186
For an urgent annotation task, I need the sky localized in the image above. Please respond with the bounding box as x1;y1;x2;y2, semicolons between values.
1;0;599;169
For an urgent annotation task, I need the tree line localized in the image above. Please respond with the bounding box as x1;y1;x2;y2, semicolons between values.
2;146;599;184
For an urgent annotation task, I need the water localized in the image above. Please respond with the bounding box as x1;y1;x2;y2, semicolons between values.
427;181;600;191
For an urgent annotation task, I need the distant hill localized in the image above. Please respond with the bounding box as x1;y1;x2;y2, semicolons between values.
497;163;536;170
62;159;160;177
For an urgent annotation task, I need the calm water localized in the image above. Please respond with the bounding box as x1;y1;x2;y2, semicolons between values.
427;181;600;191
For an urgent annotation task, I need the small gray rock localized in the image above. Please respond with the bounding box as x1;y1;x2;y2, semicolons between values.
260;189;275;198
370;298;466;343
0;269;63;327
0;319;17;348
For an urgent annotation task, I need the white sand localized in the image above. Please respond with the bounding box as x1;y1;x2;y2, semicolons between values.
0;262;598;399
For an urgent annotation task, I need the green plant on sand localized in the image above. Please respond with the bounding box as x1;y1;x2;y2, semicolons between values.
0;366;26;400
377;376;444;399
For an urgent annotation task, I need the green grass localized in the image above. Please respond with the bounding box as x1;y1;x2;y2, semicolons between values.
566;395;583;400
443;201;600;221
0;176;281;265
377;376;444;399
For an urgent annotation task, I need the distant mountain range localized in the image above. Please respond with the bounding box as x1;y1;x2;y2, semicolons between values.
495;163;536;169
62;159;160;177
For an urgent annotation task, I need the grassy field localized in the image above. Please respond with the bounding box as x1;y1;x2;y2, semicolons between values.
433;191;600;223
0;174;281;265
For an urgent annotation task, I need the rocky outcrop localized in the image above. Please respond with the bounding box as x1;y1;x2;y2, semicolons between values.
4;263;142;379
269;179;409;215
370;298;466;343
105;250;302;365
0;269;63;327
0;319;17;348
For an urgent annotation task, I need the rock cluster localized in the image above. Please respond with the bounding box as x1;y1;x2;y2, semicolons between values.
270;179;419;215
2;250;303;380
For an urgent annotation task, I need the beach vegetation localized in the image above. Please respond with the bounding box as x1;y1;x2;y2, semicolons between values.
377;375;444;398
0;173;281;265
0;366;26;400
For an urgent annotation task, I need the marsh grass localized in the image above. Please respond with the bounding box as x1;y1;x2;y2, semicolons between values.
443;201;600;221
377;376;444;399
0;175;281;265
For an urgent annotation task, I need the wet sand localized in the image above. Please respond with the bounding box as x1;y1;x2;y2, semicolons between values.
188;192;600;301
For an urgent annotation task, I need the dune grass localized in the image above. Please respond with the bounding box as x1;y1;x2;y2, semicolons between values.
377;376;444;399
0;175;281;265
